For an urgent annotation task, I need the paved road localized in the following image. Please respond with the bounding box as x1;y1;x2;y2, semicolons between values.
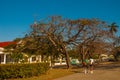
54;62;120;80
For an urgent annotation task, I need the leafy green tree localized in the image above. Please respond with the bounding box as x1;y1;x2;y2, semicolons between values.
68;49;78;59
114;36;120;47
112;46;120;61
112;36;120;61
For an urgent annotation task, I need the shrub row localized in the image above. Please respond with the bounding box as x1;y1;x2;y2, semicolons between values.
0;63;49;79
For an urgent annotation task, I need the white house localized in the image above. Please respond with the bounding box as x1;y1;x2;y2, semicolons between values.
0;41;14;64
0;41;67;66
0;47;7;64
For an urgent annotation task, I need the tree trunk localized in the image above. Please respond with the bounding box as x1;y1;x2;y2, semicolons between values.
63;48;72;69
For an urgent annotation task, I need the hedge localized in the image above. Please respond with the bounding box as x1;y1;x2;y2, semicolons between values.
0;63;49;79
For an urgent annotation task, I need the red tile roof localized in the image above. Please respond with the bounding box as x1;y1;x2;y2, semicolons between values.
0;41;16;47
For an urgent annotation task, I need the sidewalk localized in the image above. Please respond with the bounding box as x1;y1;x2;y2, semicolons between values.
54;62;120;80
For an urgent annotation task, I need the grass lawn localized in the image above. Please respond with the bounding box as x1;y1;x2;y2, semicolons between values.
12;66;82;80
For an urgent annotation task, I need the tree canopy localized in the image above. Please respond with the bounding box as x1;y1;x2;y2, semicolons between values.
5;16;119;68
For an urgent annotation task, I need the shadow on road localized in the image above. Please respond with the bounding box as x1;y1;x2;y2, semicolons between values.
52;62;120;73
95;62;120;70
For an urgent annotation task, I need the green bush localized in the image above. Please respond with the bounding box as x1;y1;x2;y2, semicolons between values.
0;63;49;79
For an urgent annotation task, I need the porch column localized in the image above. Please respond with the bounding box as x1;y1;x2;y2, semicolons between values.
29;57;32;63
3;54;6;64
38;55;41;62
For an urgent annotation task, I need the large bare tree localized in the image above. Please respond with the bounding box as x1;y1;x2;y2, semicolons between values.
75;19;115;61
29;16;89;68
26;16;116;68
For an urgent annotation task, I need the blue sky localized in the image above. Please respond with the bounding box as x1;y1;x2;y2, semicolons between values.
0;0;120;42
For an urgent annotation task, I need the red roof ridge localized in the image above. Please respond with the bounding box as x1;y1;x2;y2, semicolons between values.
0;41;16;47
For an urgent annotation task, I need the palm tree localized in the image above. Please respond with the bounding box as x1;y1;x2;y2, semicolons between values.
109;22;118;35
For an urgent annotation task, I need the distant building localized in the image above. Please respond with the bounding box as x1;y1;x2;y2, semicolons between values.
100;54;109;61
